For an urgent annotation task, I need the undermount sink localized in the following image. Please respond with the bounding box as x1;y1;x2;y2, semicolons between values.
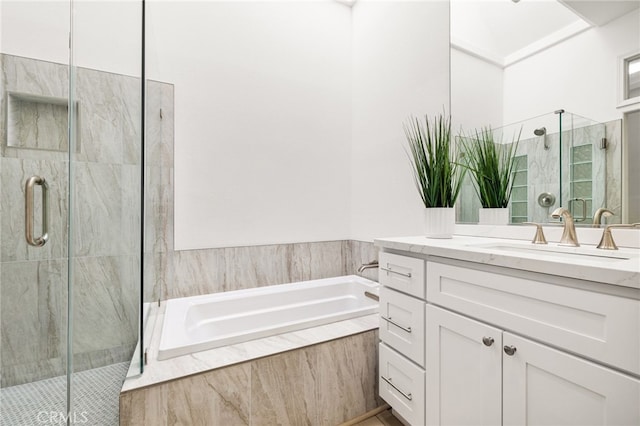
469;242;636;262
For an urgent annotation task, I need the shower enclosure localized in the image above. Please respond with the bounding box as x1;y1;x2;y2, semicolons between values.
456;110;615;225
1;1;143;424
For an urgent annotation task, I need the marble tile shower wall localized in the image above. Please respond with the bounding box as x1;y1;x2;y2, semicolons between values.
605;120;622;222
0;54;141;387
524;131;562;223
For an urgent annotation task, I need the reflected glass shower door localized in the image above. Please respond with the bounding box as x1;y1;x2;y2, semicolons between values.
0;1;72;424
560;112;607;224
455;111;563;224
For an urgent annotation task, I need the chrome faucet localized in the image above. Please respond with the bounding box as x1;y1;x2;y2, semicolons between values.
592;208;614;228
551;207;580;247
357;260;379;273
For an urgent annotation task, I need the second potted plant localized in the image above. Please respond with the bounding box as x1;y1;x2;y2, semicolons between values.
460;127;521;225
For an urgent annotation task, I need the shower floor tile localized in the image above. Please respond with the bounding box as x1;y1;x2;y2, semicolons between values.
1;362;129;426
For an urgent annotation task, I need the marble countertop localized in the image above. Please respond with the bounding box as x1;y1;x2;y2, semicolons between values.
374;235;640;289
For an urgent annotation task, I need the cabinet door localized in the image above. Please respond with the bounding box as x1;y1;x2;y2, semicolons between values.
503;332;640;426
425;305;502;426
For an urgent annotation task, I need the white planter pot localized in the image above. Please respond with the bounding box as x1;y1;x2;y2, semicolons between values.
478;208;510;225
424;207;455;239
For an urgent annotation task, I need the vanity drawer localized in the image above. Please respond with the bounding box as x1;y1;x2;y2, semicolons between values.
379;252;425;299
426;261;640;375
379;343;425;426
379;286;425;367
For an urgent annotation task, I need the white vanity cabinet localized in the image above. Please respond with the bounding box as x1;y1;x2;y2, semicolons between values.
376;247;640;426
426;304;640;426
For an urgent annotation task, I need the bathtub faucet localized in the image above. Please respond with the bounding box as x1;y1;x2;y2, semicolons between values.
357;260;379;273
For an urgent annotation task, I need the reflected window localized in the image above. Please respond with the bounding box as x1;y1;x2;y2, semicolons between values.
625;54;640;100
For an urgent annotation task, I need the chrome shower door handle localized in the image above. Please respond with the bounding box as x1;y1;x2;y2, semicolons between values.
25;176;49;247
569;198;586;222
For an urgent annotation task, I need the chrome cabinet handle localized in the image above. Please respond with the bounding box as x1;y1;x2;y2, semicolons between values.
482;336;494;347
504;345;517;356
381;316;412;333
381;375;412;401
380;267;412;278
25;176;49;247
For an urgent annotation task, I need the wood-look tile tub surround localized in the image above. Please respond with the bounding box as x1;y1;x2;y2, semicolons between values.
120;330;381;426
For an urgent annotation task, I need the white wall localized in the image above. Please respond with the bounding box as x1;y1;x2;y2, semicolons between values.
1;1;141;77
147;1;353;249
72;1;141;76
450;48;503;133
1;1;69;64
503;8;640;125
350;0;451;242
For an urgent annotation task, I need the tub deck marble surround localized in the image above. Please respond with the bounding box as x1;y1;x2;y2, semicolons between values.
122;302;378;392
120;304;380;425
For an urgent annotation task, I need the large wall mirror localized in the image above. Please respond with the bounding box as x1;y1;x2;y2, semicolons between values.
451;0;640;226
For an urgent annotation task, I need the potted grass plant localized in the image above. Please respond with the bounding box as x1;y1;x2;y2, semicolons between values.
405;113;466;238
460;127;521;225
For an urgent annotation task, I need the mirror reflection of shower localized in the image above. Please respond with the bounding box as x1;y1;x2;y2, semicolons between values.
534;126;550;150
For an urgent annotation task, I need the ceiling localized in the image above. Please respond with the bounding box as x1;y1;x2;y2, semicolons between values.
451;0;639;67
561;0;640;26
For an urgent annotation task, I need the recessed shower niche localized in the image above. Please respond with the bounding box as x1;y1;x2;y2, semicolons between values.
6;92;78;153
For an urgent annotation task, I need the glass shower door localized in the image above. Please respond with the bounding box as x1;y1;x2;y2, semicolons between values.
0;2;72;424
1;1;143;424
68;1;143;423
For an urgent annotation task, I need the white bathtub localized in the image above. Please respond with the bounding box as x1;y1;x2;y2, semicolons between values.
157;275;379;360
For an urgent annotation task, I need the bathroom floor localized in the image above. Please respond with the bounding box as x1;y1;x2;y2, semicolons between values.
353;408;405;426
0;362;128;426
